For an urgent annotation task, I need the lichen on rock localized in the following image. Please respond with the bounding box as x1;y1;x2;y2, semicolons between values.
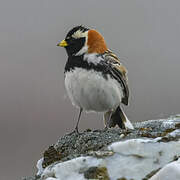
22;115;180;180
83;166;110;180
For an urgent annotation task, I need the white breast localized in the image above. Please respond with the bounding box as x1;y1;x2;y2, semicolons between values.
65;68;123;112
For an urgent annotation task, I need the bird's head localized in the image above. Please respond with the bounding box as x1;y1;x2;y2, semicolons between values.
57;25;107;56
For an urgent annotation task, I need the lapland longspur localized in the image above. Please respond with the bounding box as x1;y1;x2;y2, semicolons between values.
57;26;134;133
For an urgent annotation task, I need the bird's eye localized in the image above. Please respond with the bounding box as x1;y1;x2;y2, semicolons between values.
66;37;76;45
66;36;70;40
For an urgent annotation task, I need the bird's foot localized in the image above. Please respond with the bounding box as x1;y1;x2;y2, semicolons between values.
69;127;81;136
102;126;109;132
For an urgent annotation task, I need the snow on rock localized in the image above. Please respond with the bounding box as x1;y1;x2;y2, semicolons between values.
107;139;180;180
149;158;180;180
41;156;102;180
39;138;180;180
37;158;44;176
22;115;180;180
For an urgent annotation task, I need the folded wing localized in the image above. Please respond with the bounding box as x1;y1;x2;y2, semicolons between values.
101;50;129;105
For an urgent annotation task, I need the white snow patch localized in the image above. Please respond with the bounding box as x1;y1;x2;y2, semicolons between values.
150;158;180;180
41;156;102;180
106;139;180;180
37;158;44;176
169;129;180;137
46;178;57;180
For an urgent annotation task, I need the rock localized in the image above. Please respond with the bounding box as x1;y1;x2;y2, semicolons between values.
22;115;180;180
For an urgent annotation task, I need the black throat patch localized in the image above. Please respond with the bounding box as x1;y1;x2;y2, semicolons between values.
65;37;86;56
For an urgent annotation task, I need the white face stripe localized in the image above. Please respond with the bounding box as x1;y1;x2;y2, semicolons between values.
74;30;89;56
72;30;88;39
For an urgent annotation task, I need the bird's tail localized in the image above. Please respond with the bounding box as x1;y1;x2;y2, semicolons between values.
104;106;134;129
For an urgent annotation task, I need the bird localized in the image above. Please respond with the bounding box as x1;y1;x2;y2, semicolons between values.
57;25;134;133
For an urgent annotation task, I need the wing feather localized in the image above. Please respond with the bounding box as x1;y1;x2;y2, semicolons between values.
102;50;129;105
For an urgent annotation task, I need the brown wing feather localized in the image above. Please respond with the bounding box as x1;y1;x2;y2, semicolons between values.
103;50;129;105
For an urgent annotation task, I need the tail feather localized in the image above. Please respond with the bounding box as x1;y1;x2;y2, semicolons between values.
104;106;134;129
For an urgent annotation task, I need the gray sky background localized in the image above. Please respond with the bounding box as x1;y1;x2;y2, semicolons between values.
0;0;180;179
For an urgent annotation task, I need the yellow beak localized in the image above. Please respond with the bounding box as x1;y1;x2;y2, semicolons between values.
57;39;68;47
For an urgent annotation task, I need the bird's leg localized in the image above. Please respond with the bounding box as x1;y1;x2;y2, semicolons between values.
74;108;83;134
103;110;113;130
